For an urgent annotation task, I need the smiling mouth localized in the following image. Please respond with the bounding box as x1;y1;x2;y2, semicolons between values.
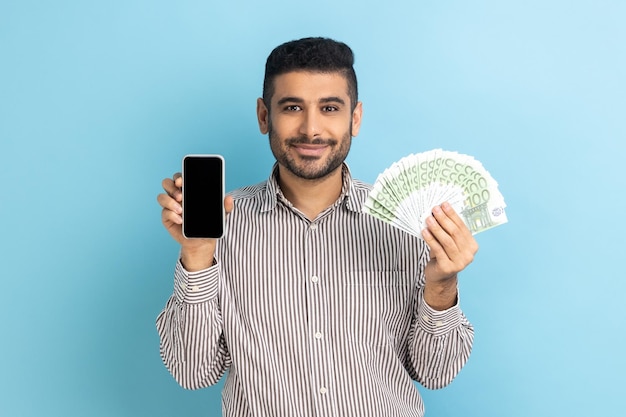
292;143;329;157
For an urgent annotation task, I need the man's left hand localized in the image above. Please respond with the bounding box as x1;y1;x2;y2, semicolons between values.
421;202;479;309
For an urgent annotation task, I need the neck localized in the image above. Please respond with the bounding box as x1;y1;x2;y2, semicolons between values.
277;164;344;220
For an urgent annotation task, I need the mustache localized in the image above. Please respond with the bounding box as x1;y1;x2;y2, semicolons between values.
286;136;338;146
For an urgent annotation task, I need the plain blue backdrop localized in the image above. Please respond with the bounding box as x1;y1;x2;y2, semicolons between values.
1;1;625;416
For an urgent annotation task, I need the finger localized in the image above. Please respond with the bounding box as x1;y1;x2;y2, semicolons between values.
161;177;176;194
425;214;459;259
162;176;182;202
428;207;479;269
437;202;479;256
174;172;182;188
431;204;463;238
421;226;445;260
161;206;183;226
157;193;182;214
431;203;477;257
423;223;463;280
224;195;234;215
440;202;472;238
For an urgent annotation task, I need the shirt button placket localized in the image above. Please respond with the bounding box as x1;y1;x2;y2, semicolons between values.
306;221;333;415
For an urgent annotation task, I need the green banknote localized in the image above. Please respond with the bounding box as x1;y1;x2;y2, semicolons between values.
363;149;508;237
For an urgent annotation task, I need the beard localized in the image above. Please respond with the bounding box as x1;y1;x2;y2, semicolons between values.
268;122;352;181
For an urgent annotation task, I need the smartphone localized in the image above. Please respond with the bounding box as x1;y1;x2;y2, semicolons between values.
182;154;225;239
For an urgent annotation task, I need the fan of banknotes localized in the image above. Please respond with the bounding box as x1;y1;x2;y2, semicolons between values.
363;149;507;238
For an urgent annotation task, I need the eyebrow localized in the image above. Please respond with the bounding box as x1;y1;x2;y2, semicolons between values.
276;96;346;106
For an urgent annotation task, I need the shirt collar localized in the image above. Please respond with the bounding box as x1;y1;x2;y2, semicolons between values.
261;163;361;214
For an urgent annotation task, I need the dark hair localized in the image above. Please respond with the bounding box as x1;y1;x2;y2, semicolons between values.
262;37;358;110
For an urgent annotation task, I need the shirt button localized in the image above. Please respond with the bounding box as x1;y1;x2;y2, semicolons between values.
435;320;444;327
191;285;200;292
310;224;318;231
319;387;327;395
311;276;319;283
314;332;323;340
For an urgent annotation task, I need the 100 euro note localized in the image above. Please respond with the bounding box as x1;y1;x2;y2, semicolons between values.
363;150;508;238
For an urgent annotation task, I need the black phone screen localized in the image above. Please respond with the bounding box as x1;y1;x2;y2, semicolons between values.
182;155;224;238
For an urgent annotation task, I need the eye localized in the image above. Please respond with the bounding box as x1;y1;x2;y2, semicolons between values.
322;105;339;112
284;105;302;111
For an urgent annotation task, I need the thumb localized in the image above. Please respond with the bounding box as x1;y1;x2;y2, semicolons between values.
224;195;234;215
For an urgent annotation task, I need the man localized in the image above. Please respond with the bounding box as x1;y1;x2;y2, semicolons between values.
156;37;478;417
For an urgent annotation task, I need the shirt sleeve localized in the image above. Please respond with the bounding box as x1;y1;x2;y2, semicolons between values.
155;260;231;389
408;287;474;389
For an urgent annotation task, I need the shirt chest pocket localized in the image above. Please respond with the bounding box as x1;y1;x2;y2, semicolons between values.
339;270;414;347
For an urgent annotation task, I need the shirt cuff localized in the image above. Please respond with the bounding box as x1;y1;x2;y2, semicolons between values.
416;288;463;336
173;259;220;304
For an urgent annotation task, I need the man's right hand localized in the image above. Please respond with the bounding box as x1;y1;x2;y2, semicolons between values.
157;172;233;271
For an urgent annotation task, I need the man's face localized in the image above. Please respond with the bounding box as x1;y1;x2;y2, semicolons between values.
257;71;362;181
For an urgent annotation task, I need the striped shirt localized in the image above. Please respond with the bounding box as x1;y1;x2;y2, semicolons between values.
156;164;474;417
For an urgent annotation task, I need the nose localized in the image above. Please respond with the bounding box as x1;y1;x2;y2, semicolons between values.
298;108;321;139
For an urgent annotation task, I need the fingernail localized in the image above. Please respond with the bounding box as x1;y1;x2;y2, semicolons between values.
433;206;442;214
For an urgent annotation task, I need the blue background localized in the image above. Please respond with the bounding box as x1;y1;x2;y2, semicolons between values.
1;1;625;416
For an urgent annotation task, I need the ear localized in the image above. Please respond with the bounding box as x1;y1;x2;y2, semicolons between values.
257;98;269;134
351;101;363;137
